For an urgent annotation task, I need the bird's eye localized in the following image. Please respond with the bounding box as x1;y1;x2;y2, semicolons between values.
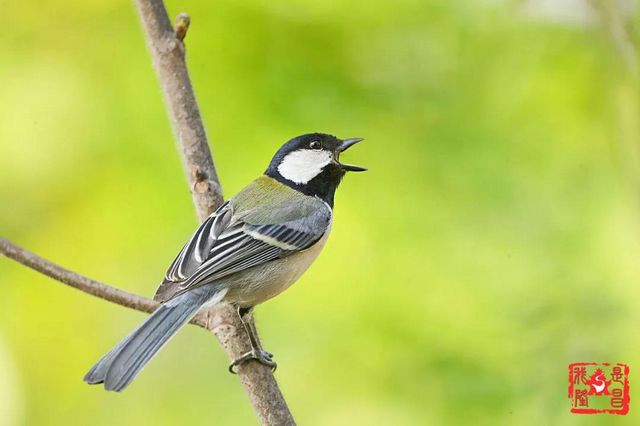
309;140;322;150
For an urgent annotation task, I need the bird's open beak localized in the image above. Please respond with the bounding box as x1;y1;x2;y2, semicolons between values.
337;138;367;172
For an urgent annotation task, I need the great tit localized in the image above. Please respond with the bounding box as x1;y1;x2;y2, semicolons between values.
84;133;365;391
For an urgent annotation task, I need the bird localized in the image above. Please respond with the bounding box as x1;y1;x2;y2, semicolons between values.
84;133;365;391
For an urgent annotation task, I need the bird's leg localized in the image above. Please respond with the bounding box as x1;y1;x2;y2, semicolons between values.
228;306;277;374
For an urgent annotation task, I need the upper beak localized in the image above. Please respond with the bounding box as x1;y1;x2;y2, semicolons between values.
337;138;367;172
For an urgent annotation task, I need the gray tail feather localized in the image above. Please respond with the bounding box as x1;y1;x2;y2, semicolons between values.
84;286;220;392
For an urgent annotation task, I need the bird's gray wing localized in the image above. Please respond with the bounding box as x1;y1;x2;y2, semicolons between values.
154;198;331;302
154;201;233;301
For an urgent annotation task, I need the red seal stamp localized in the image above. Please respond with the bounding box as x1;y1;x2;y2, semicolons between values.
568;362;630;415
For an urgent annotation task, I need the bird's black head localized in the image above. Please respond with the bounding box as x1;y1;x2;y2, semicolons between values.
265;133;366;207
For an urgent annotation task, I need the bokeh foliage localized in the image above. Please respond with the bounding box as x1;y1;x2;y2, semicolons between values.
1;0;639;424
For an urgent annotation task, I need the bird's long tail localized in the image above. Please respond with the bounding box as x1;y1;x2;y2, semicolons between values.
84;286;225;392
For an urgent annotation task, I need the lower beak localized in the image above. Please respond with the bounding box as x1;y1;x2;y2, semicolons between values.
337;138;367;172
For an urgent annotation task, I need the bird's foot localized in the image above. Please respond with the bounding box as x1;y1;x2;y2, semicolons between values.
228;349;277;374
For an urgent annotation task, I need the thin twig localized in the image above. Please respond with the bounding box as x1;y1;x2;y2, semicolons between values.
594;0;638;77
0;238;210;328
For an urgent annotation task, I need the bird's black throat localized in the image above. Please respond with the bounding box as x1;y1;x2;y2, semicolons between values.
265;164;345;208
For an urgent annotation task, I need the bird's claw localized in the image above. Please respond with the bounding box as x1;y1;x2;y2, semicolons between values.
228;349;277;374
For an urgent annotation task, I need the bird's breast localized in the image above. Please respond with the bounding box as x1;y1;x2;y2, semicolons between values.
223;222;332;307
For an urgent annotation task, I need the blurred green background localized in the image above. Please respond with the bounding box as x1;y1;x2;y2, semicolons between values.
1;0;640;424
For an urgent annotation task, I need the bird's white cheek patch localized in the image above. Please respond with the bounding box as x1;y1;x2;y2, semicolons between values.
277;150;332;184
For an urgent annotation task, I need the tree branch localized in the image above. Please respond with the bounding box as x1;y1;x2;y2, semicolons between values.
134;0;223;221
0;239;157;314
0;238;210;328
134;1;294;422
1;0;296;424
